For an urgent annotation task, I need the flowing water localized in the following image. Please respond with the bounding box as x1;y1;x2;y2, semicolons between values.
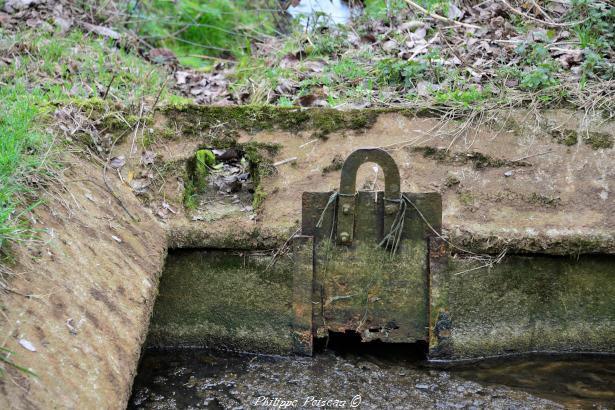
287;0;352;26
128;344;615;409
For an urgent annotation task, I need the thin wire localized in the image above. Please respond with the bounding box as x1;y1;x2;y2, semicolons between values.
401;193;480;257
379;196;406;255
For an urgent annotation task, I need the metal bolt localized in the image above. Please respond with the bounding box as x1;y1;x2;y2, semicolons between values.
342;204;352;214
340;232;350;243
385;204;398;215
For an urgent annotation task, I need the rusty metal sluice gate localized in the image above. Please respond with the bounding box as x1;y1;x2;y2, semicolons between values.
291;148;442;355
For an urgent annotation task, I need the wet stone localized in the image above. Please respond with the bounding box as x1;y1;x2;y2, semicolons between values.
125;350;615;410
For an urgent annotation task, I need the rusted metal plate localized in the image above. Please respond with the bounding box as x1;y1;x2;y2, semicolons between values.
291;235;314;355
297;148;442;348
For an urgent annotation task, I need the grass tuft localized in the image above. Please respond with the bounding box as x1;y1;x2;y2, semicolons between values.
0;29;173;251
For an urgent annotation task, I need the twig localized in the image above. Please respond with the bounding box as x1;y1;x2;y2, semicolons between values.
102;72;117;100
266;227;300;271
96;131;139;222
273;157;297;166
499;0;588;27
512;149;552;162
402;0;481;29
529;0;554;22
453;248;508;276
152;77;169;112
299;139;317;148
188;54;237;63
130;100;144;158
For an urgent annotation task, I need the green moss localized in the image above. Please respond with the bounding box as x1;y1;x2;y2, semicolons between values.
444;174;460;188
147;249;293;354
584;131;613;149
527;192;560;208
550;129;578;146
431;254;615;358
194;149;216;192
412;146;529;169
322;154;344;174
458;191;475;206
159;105;381;138
551;129;614;150
182;180;198;210
252;185;267;209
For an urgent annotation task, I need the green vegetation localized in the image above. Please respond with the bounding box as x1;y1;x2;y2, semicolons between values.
131;0;278;67
0;347;37;378
0;29;172;250
0;84;49;249
194;149;216;191
363;0;407;18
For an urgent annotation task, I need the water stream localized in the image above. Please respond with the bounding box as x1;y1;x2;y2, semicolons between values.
128;345;615;409
287;0;352;26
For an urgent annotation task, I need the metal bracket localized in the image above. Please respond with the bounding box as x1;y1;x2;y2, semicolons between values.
336;148;401;245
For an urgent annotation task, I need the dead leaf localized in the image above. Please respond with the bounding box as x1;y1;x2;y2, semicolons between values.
162;201;177;214
411;26;427;41
275;78;297;95
129;178;152;193
447;4;464;20
110;155;125;169
54;16;72;33
559;50;583;69
82;22;120;40
398;21;425;32
141;150;155;166
382;40;398;52
302;60;325;73
3;0;40;13
175;71;190;85
148;48;177;65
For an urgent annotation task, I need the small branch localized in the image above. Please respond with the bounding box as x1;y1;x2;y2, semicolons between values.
402;0;481;29
266;227;300;271
499;0;588;27
273;157;297;166
102;72;117;100
151;77;169;112
512;149;553;162
188;54;237;64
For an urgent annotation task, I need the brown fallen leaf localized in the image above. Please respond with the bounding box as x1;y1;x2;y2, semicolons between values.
141;150;156;166
382;39;398;52
148;48;178;66
559;50;583;69
109;155;125;169
3;0;40;13
82;22;120;40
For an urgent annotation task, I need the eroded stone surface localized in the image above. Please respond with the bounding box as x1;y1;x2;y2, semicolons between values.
134;107;615;255
0;155;167;410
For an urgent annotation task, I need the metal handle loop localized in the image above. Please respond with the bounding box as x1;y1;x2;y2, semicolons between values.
336;148;401;245
339;148;401;199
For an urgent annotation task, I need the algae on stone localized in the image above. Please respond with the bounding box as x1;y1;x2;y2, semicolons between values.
147;249;294;354
429;254;615;358
194;149;216;192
